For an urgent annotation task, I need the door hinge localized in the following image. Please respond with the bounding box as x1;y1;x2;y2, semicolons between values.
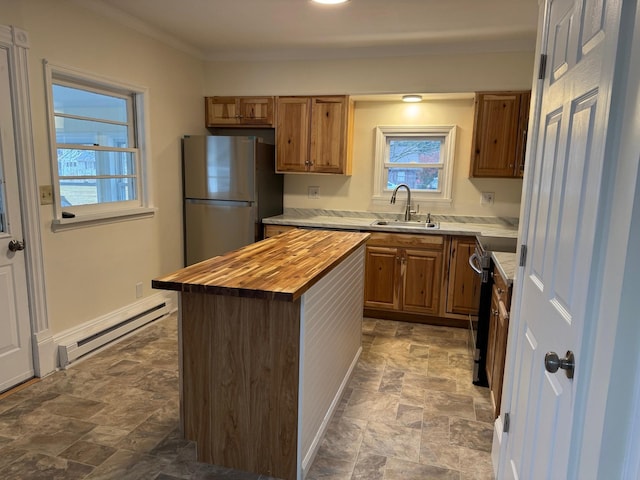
519;244;527;267
538;54;547;80
503;412;511;433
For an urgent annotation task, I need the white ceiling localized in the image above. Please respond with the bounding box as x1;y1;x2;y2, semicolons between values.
78;0;540;61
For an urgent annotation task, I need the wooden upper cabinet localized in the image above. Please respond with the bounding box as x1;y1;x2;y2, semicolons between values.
205;96;274;127
446;237;481;315
276;95;353;175
469;91;531;178
276;97;311;172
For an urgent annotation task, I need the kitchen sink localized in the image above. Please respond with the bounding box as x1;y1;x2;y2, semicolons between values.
371;220;440;229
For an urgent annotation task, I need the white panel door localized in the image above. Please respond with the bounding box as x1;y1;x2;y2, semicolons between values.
0;45;33;392
504;0;623;477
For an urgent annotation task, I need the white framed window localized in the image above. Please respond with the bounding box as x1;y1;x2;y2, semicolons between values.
373;125;456;206
44;61;154;229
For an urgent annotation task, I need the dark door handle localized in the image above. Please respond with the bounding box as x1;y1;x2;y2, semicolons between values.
8;239;25;252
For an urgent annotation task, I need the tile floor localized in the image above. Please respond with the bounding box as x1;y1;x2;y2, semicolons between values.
0;314;495;480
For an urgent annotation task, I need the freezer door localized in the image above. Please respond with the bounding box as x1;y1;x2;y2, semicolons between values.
183;136;256;201
184;199;256;266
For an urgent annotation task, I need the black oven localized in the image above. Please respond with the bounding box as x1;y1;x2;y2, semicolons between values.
468;235;517;387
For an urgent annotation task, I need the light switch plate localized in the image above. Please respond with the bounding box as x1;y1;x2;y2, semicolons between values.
308;186;320;199
39;185;53;205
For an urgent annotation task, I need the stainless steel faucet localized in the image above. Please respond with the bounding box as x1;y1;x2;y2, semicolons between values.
390;183;414;221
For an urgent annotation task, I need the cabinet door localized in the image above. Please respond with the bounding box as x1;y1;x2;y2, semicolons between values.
486;285;500;390
364;246;400;310
492;298;510;416
310;96;349;174
470;92;522;177
515;91;531;178
239;97;274;126
446;237;481;315
402;248;443;316
205;97;239;126
276;97;311;172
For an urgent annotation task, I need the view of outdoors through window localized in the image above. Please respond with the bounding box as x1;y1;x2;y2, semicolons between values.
53;83;138;207
387;138;442;191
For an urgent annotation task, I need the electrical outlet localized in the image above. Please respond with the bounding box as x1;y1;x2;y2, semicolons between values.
39;185;53;205
481;192;495;205
136;282;143;298
308;186;320;199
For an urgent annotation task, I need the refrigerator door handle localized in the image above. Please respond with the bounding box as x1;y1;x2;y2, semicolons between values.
186;199;254;207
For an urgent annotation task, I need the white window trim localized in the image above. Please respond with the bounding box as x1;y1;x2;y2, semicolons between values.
372;125;456;207
44;60;154;230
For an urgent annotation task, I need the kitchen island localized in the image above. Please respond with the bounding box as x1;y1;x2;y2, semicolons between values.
152;229;370;480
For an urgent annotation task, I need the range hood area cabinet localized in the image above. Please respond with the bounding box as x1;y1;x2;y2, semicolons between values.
205;96;275;127
275;95;354;175
469;91;531;178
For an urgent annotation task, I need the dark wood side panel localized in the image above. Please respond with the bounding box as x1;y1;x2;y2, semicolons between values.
180;292;300;480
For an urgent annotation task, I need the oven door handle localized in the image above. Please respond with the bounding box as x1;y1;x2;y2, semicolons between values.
468;253;483;275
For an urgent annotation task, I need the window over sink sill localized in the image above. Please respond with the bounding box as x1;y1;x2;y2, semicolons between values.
44;61;153;229
372;125;456;207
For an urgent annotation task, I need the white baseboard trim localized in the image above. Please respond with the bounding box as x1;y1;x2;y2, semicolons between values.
53;292;175;368
301;346;362;478
33;330;57;378
493;415;505;478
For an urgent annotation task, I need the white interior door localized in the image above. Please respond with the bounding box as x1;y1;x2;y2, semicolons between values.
0;44;34;392
504;0;624;476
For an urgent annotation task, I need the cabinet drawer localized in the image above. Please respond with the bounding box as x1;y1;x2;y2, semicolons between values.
366;232;444;249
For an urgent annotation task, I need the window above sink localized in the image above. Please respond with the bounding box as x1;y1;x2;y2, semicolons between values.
372;125;456;207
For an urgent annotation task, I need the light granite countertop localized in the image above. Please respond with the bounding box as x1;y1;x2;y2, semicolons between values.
492;252;517;285
263;209;519;239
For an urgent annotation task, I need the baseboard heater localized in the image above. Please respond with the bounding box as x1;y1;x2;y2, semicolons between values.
58;299;170;368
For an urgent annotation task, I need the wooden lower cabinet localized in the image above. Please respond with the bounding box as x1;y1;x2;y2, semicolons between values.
364;233;444;319
446;236;481;316
364;246;400;310
402;249;443;316
486;266;511;417
263;224;297;238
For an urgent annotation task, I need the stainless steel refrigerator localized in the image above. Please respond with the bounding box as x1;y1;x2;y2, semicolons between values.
182;135;283;266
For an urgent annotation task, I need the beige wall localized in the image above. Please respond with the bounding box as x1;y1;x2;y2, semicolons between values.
282;98;525;217
2;0;205;334
204;52;534;217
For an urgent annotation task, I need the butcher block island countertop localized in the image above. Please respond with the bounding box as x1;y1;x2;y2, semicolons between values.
152;228;370;301
152;229;370;480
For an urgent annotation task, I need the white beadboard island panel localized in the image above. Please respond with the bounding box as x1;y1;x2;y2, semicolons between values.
298;245;365;477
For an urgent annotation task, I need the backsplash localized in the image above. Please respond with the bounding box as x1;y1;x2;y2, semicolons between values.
282;208;519;227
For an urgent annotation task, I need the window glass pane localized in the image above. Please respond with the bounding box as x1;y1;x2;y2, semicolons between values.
60;178;137;206
388;167;440;191
389;138;442;164
57;149;136;177
55;117;129;147
53;84;128;123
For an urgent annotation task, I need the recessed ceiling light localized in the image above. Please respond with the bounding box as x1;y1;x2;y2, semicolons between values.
402;95;423;103
312;0;350;4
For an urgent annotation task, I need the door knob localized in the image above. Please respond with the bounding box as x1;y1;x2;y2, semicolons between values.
8;239;25;252
544;351;575;379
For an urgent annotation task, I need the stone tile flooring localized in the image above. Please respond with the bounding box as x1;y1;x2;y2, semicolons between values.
0;314;494;479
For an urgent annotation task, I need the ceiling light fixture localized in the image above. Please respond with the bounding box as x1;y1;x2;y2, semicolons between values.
402;94;423;103
311;0;350;4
